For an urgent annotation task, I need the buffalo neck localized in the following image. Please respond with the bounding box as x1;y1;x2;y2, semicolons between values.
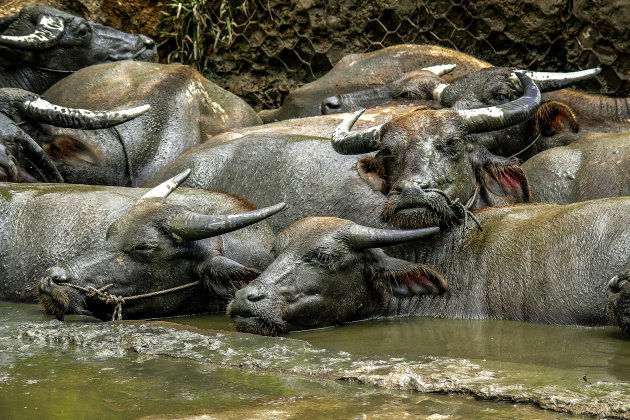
0;66;67;94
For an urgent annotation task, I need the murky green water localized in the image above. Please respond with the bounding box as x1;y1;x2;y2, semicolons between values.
171;312;630;382
2;303;627;418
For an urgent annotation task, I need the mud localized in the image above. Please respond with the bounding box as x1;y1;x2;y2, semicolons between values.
12;319;630;418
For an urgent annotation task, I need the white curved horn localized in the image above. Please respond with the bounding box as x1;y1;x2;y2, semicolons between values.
422;64;456;77
138;169;191;201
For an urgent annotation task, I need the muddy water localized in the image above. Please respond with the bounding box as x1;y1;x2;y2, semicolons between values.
0;303;626;418
177;314;630;382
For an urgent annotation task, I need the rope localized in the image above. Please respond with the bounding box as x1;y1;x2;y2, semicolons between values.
65;280;202;321
508;133;541;159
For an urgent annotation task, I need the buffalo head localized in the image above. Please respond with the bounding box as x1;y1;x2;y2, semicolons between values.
436;66;599;155
228;217;447;335
0;6;156;71
320;64;455;115
0;87;149;182
332;73;541;230
38;170;286;321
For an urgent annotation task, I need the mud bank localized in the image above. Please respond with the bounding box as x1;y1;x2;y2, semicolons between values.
12;319;630;418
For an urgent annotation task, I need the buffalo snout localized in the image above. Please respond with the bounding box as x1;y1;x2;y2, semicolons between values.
228;284;286;336
392;177;433;207
38;266;76;320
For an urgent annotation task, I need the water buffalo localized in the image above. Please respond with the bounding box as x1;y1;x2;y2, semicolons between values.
0;87;149;183
434;66;630;158
204;103;423;146
522;131;630;204
0;172;284;320
228;199;630;335
258;44;491;122
326;64;602;158
3;60;262;186
144;73;540;232
0;5;157;93
328;81;630;208
228;219;446;335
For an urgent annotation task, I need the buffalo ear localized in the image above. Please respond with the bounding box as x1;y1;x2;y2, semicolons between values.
358;157;387;193
479;160;531;205
534;101;579;137
370;251;448;298
197;255;260;298
42;135;103;166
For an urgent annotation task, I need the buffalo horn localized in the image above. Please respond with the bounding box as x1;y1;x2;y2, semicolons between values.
458;72;541;134
331;108;383;155
432;83;449;103
138;169;191;201
20;96;150;129
514;67;601;92
14;128;63;182
0;15;64;50
0;15;18;32
169;202;287;242
422;64;456;76
347;224;440;250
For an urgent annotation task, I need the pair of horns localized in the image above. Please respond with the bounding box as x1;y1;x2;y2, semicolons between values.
346;224;440;249
2;88;150;129
0;14;65;50
332;73;541;155
138;169;287;242
433;67;602;103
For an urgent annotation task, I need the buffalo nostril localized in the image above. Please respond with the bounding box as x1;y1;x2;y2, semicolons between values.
45;267;70;285
407;176;430;189
321;96;340;112
141;35;155;47
247;292;266;303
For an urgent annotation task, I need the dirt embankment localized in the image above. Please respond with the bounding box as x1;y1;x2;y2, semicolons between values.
2;0;630;111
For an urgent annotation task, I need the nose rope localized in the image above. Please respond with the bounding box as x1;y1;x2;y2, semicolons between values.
424;184;483;232
63;280;201;321
32;65;76;74
508;133;541;159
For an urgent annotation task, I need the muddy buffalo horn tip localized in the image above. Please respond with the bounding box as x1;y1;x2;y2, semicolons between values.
514;67;602;92
20;94;151;130
331;108;383;155
138;169;191;201
347;224;440;249
167;202;287;242
421;64;456;76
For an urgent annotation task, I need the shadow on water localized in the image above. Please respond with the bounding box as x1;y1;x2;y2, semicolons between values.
0;302;626;418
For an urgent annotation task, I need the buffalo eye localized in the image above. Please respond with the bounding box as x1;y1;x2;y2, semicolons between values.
127;243;158;257
492;93;509;102
437;137;461;153
77;25;90;38
311;252;336;267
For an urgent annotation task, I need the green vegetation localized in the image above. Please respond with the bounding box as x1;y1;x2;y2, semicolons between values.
160;0;253;72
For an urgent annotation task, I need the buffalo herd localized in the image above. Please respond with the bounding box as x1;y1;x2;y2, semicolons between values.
2;5;630;337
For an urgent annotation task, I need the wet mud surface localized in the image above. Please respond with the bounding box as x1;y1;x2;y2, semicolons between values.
1;303;628;418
